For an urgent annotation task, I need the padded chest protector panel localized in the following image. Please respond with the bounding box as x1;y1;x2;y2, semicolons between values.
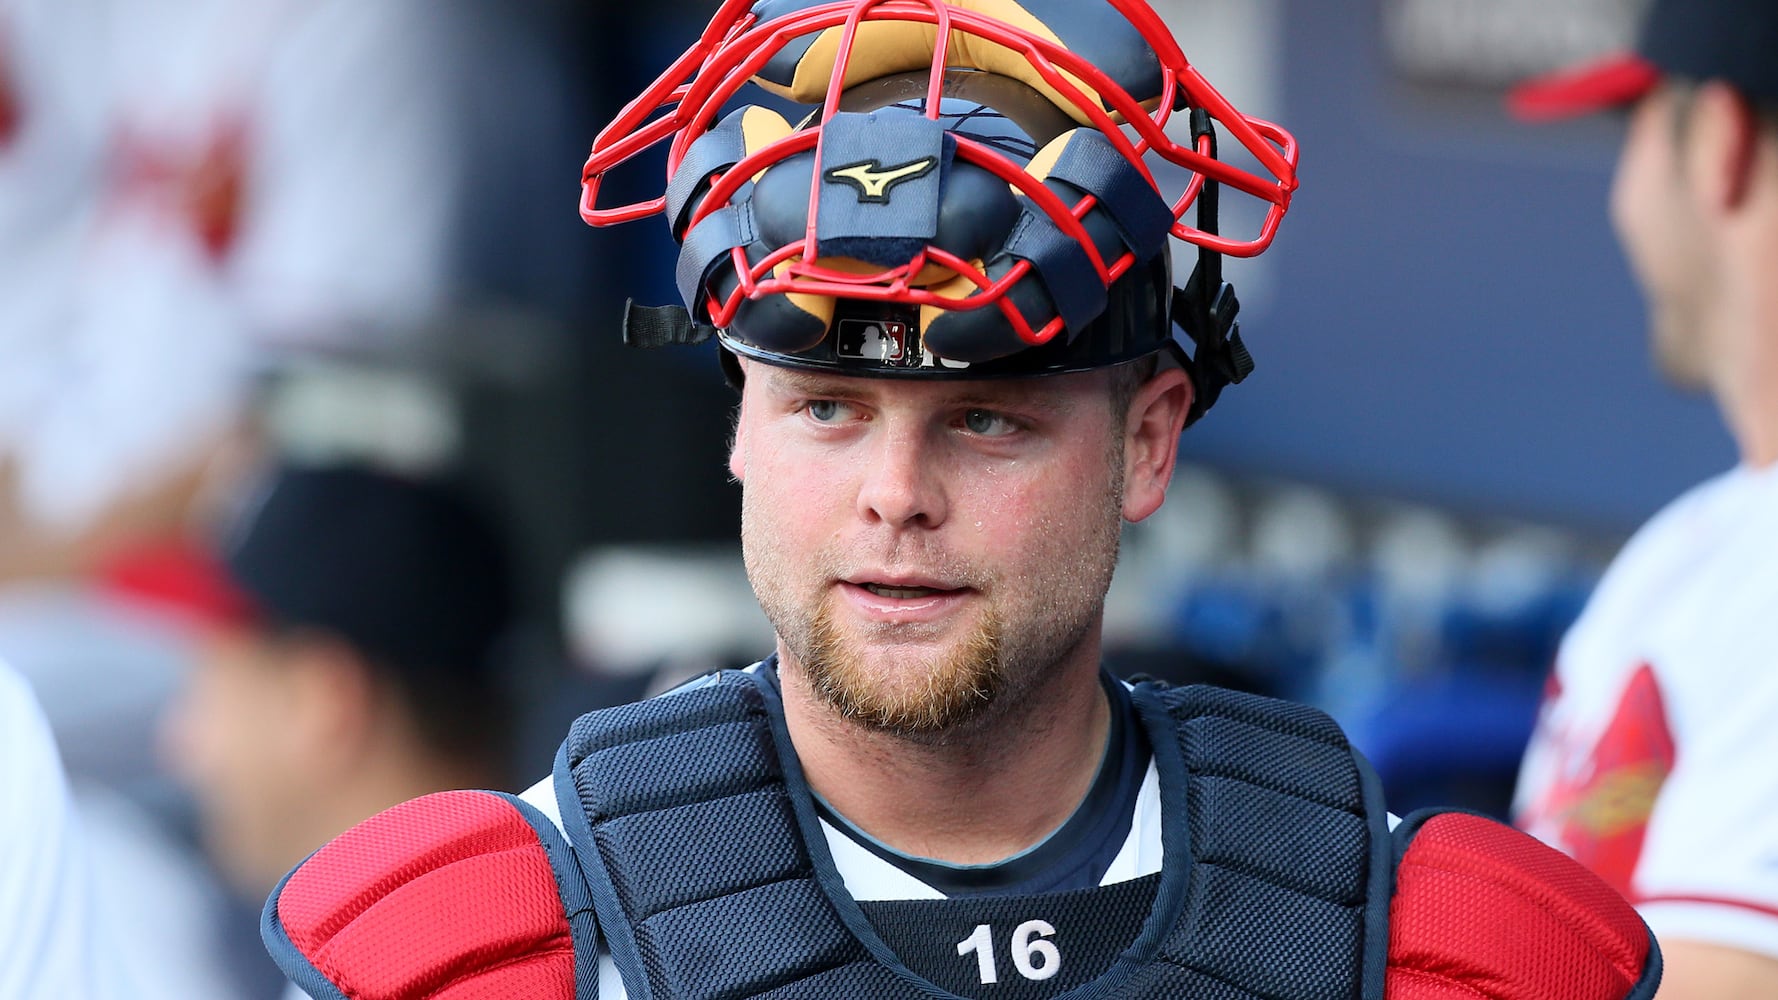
257;682;1663;1000
263;790;598;1000
552;672;1395;1000
1386;810;1661;999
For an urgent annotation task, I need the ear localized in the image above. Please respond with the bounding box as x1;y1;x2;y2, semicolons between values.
1121;366;1193;523
728;357;752;483
1686;81;1763;214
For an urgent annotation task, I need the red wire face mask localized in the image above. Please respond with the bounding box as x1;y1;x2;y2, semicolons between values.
579;0;1298;390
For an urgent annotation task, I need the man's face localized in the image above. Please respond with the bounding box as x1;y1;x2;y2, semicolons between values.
1611;84;1713;388
731;363;1130;739
159;629;317;895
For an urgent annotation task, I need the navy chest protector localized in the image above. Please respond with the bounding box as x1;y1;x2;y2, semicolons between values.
265;669;1662;999
553;671;1395;1000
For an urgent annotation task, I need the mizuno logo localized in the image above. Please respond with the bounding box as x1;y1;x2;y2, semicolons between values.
825;157;937;203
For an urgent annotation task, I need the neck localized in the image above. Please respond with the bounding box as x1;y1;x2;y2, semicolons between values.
1713;156;1778;466
1720;277;1778;468
777;642;1112;866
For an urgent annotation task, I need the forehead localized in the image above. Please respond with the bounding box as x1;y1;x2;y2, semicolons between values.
748;363;1112;410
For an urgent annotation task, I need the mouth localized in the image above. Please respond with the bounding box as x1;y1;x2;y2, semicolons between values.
832;576;975;627
860;583;952;600
849;569;970;593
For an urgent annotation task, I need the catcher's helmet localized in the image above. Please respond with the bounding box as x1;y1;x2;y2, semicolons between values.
581;0;1298;424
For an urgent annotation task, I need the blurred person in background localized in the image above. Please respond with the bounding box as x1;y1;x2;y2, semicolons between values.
160;461;520;904
1509;0;1778;995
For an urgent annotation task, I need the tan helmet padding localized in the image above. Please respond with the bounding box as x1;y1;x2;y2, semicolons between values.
750;0;1148;126
739;105;795;177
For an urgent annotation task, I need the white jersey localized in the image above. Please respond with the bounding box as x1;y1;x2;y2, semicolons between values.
1515;462;1778;961
0;662;134;999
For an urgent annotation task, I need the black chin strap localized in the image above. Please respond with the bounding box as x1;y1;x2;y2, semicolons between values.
1173;107;1253;430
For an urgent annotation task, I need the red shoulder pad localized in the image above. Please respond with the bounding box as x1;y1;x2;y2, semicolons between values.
1386;811;1659;1000
263;790;583;1000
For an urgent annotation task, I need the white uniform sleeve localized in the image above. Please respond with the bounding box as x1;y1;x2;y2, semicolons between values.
0;664;134;999
1512;468;1778;959
1636;603;1778;958
1619;469;1778;955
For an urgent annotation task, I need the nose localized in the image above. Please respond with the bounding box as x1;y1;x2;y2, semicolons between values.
856;422;947;529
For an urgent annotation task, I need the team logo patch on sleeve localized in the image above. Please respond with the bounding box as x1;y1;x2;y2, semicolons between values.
1519;661;1674;897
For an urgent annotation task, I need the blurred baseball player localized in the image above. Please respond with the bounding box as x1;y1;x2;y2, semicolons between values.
1509;1;1778;996
260;2;1660;997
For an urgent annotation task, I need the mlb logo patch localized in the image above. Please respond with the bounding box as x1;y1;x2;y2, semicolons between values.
837;319;909;363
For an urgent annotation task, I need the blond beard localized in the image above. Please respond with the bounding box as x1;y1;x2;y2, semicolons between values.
751;479;1123;743
800;601;1008;738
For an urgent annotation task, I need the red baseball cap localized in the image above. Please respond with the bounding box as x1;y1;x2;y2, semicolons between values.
103;464;514;683
1509;0;1778;121
100;538;261;631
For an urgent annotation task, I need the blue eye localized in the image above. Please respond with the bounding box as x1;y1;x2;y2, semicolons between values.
963;409;1017;436
806;399;853;423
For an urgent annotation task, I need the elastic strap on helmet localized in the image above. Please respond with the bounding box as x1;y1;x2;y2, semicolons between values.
622;299;747;391
622;300;718;348
1174;107;1252;429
